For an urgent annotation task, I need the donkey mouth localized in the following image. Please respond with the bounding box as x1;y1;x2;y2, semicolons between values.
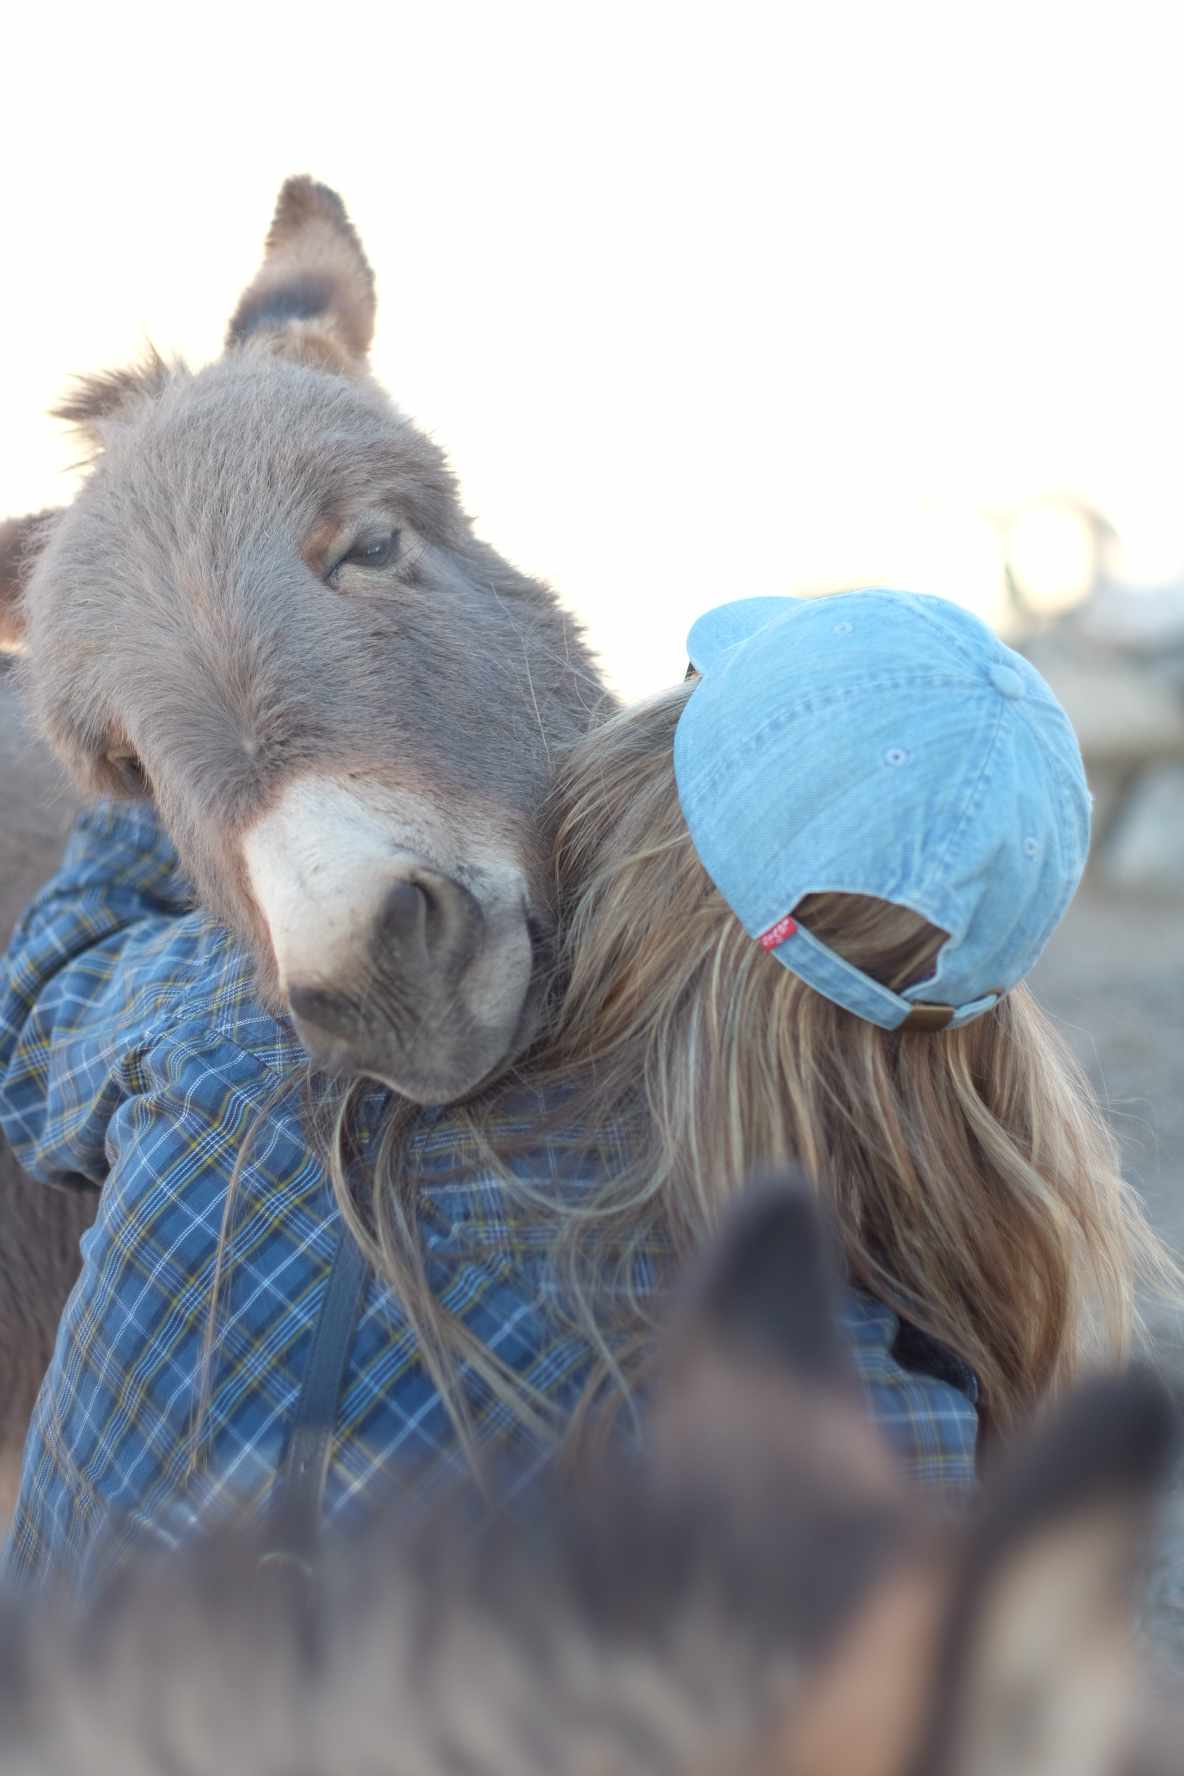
288;986;533;1104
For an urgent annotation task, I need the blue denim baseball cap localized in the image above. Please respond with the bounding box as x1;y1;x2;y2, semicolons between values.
673;590;1091;1031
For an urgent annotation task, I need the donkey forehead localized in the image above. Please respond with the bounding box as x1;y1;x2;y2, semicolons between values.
67;359;455;561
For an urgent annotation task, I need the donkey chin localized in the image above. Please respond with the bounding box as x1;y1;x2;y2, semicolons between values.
243;778;544;1104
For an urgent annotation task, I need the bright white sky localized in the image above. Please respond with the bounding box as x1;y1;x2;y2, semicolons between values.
4;1;1183;698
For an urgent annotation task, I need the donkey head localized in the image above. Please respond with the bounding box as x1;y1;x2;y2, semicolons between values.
2;1181;1175;1775
1;179;608;1101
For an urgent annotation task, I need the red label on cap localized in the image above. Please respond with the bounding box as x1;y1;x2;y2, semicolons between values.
758;914;797;950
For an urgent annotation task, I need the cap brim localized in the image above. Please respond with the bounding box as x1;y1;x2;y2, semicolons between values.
686;597;802;674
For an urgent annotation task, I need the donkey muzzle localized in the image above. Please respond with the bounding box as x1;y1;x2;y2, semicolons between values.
286;869;536;1102
244;777;539;1103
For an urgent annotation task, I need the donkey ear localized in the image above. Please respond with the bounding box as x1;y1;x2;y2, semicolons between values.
915;1366;1178;1776
651;1176;899;1501
52;347;173;450
672;1176;858;1387
0;511;58;652
225;176;376;372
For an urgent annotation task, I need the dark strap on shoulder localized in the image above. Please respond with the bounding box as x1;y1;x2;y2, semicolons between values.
891;1316;979;1405
262;1222;369;1566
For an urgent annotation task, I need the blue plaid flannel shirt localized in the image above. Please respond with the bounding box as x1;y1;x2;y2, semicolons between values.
0;802;978;1589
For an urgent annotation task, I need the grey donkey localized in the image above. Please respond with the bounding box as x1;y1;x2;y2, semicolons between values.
0;1180;1177;1776
0;668;84;1516
0;177;611;1500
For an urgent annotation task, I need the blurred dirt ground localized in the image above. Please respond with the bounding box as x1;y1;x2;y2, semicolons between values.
1032;887;1184;1347
1032;886;1184;1676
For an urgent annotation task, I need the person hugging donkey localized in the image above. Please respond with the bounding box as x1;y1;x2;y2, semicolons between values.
1;588;1171;1588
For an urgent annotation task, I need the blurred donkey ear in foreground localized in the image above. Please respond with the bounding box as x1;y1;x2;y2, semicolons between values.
0;1174;1177;1775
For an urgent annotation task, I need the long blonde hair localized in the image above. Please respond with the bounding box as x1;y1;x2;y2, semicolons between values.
330;681;1173;1460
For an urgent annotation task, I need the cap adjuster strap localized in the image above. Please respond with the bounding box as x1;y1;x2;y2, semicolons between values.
756;910;966;1033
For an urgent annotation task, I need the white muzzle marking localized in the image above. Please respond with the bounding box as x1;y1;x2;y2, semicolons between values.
242;774;530;999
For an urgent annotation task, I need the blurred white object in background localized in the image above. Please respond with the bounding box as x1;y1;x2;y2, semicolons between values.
1003;496;1184;893
1001;498;1109;623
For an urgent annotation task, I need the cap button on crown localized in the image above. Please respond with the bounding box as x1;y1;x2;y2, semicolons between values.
988;662;1025;700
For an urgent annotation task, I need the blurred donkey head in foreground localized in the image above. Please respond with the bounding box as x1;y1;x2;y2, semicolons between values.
0;1179;1177;1775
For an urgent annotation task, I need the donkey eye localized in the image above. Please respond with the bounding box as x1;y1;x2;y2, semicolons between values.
105;747;149;796
332;531;401;577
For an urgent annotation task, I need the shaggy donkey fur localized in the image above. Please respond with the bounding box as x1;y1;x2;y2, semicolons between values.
0;662;83;1515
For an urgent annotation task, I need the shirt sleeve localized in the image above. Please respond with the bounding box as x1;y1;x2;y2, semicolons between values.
0;800;196;1190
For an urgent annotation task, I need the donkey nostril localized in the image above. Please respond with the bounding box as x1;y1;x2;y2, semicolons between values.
381;880;431;947
377;873;484;975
